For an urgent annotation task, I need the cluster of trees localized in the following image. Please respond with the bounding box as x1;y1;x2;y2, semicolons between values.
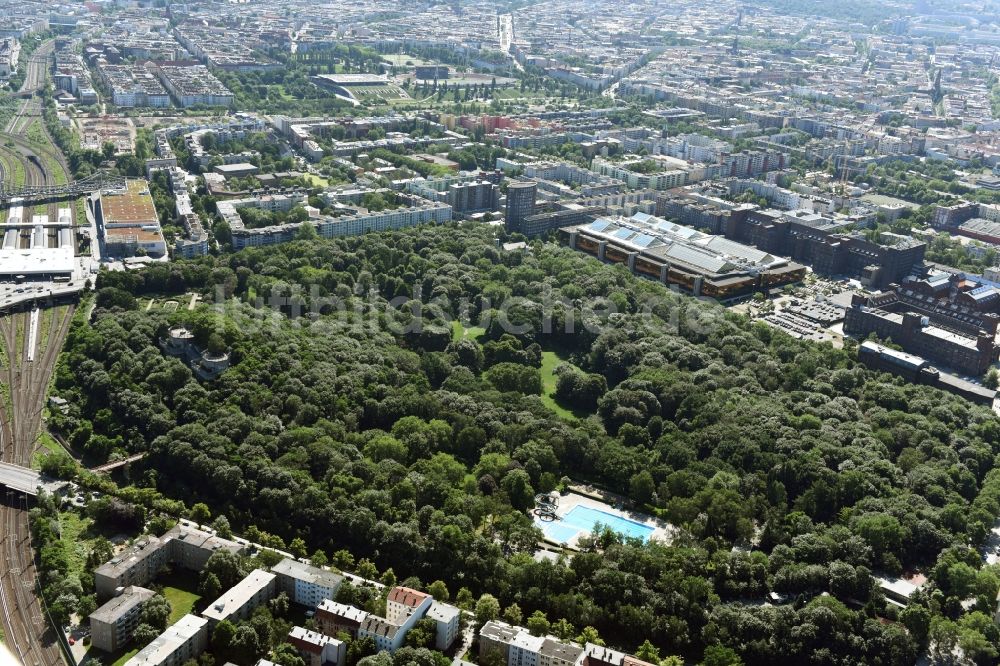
853;160;963;207
924;233;999;273
409;79;504;104
54;223;1000;664
29;490;98;624
445;143;508;172
214;62;354;117
191;131;293;174
236;205;312;230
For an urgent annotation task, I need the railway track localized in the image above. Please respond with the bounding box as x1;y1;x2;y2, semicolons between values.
0;307;74;666
0;37;72;666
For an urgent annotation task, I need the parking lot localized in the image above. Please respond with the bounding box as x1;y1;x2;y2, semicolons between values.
736;274;859;347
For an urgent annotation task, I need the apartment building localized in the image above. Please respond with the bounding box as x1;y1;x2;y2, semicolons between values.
272;558;344;608
151;62;234;107
99;64;170;108
447;180;500;216
124;614;209;666
230;199;452;249
317;586;460;653
94;525;243;600
94;536;169;599
90;586;156;653
0;38;20;78
385;586;433;625
316;600;370;638
509;631;545;666
202;569;277;626
479;621;656;666
169;525;243;571
591;158;689;191
359;616;408;653
425;602;462;651
505;181;537;233
287;626;347;666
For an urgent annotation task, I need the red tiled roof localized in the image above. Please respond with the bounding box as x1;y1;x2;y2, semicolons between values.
388;586;429;607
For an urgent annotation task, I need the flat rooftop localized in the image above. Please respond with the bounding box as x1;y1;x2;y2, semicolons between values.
202;569;275;622
313;73;388;86
101;179;159;225
105;226;165;243
272;558;344;590
124;614;207;666
0;247;75;276
90;586;155;624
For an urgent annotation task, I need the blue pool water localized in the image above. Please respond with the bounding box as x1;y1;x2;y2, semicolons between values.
538;505;654;543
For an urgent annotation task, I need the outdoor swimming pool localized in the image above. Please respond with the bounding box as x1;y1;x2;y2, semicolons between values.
538;504;655;543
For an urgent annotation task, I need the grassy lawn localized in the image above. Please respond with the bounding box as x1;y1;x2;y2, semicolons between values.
26;119;47;146
539;350;587;420
0;149;26;188
304;173;329;187
75;197;88;225
57;510;95;579
451;319;485;343
163;585;200;625
157;568;202;623
31;430;64;469
88;571;200;666
451;321;581;419
43;151;67;186
109;647;140;666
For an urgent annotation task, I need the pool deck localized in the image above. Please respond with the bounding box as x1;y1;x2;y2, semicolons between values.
535;491;676;550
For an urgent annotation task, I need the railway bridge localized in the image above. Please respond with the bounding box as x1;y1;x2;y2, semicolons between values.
0;170;125;205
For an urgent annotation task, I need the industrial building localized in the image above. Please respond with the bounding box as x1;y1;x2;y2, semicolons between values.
724;208;925;289
857;341;997;405
97;179;167;258
0;202;76;281
845;293;999;376
560;212;806;299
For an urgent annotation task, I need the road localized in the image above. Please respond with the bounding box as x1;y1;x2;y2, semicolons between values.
0;38;72;666
497;14;523;73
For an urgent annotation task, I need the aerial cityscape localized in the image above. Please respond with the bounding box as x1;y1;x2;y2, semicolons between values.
4;0;1000;665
